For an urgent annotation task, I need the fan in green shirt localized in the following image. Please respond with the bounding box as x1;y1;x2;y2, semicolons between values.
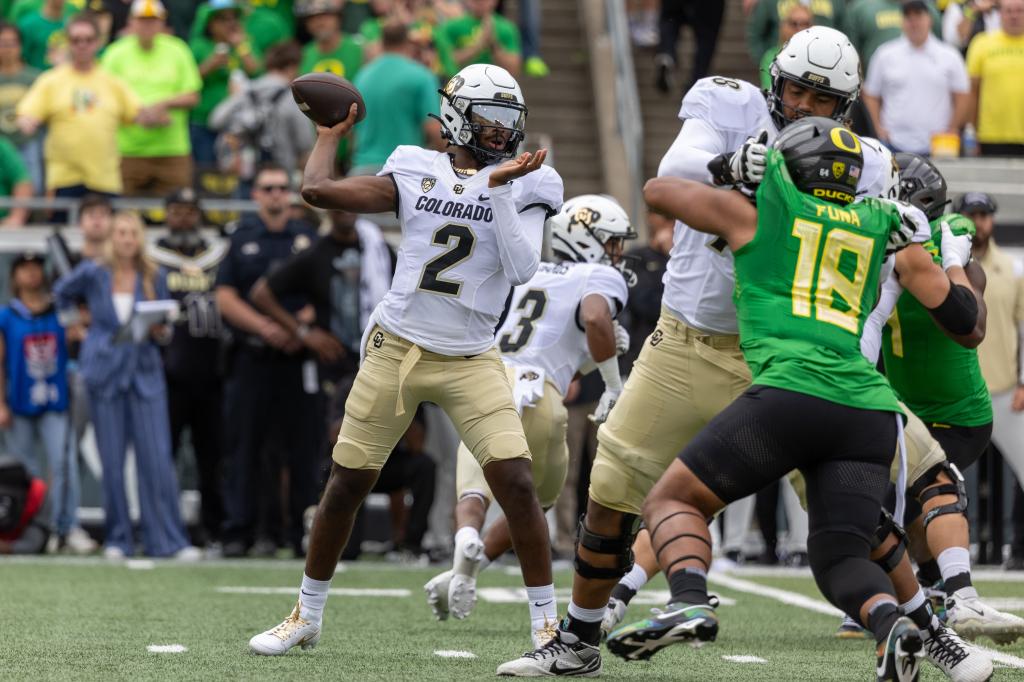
296;0;364;78
434;0;520;78
16;0;76;70
189;0;263;126
758;2;813;90
746;0;842;63
0;136;30;223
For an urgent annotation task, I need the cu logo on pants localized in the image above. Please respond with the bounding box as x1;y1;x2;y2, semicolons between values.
372;331;385;349
650;330;663;347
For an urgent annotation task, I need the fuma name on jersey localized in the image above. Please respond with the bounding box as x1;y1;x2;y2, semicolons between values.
415;195;494;223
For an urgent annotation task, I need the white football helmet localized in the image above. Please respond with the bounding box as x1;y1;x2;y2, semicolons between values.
768;26;861;130
549;194;638;284
435;64;527;165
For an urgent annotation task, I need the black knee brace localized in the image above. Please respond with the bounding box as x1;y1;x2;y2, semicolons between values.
908;462;968;530
573;513;640;581
871;509;908;574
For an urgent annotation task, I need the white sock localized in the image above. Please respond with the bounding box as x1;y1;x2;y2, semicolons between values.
453;526;484;576
620;564;649;593
298;574;331;623
526;584;557;630
567;599;606;623
938;547;977;598
900;588;940;630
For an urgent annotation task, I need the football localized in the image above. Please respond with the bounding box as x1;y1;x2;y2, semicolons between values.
290;72;367;128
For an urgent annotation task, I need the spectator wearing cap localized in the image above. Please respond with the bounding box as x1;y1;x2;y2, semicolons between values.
209;41;314;184
435;0;521;77
758;1;813;91
16;0;75;70
0;22;43;194
16;14;142;201
54;212;198;560
0;253;97;554
189;0;262;167
350;23;441;176
843;0;941;66
966;0;1024;156
150;188;228;546
862;0;970;154
962;192;1024;563
100;0;202;198
747;0;841;65
297;0;365;79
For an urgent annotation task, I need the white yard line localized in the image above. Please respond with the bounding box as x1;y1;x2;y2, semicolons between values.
216;586;410;597
708;572;1024;670
476;587;735;607
721;654;767;664
147;644;187;653
434;650;477;659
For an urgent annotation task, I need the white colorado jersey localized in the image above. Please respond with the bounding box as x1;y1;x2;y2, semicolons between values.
659;76;889;334
375;145;563;355
495;261;628;396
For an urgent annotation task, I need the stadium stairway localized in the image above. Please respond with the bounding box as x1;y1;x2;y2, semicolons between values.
507;0;604;198
632;0;759;181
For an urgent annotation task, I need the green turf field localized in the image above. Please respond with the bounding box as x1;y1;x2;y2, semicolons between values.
4;558;1024;680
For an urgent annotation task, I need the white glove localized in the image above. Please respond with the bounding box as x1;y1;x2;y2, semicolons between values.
727;130;768;185
613;321;630;357
940;221;972;270
885;212;917;257
588;388;622;425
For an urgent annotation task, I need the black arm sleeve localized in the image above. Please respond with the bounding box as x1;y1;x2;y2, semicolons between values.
927;284;979;336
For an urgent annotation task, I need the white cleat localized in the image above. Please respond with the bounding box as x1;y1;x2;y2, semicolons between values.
448;574;478;620
64;527;98;555
497;627;601;677
532;619;558;649
946;593;1024;645
600;597;628;641
424;569;454;621
249;602;321;655
922;622;993;682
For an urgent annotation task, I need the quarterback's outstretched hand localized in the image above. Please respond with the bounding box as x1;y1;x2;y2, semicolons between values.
940;221;973;270
589;388;621;425
317;103;360;140
489;149;547;187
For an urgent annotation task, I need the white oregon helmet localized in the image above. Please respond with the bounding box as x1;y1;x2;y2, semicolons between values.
435;64;527;165
549;194;638;284
768;26;861;130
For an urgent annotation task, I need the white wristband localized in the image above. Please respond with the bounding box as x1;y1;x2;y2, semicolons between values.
596;356;622;392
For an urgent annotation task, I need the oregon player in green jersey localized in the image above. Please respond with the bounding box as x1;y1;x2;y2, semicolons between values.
609;118;978;682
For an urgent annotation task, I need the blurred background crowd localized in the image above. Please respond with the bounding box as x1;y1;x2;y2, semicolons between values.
0;0;1022;574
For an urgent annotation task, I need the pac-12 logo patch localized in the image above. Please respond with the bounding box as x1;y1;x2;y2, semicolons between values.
372;331;385;349
421;177;436;193
832;161;846;179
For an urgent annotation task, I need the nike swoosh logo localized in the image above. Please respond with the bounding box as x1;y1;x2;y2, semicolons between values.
478;194;490;201
532;600;553;608
301;590;316;597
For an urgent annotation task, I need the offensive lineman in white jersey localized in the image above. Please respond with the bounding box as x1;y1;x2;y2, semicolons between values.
424;195;635;649
248;64;564;662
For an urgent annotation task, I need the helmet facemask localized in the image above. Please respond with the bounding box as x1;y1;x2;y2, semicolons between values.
440;93;527;166
551;204;639;287
767;72;856;131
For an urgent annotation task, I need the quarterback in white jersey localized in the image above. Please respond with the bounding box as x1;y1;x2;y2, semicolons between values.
249;64;565;666
425;195;634;650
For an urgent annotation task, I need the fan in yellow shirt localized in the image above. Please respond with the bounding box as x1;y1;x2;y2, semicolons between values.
966;0;1024;153
16;14;143;197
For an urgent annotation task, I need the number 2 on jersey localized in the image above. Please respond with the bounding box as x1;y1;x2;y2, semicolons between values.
419;223;476;296
499;289;548;353
790;218;874;334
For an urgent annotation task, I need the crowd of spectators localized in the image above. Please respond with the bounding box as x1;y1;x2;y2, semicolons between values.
0;0;544;229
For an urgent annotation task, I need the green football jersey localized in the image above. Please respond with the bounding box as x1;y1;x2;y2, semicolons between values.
735;148;903;414
881;213;992;426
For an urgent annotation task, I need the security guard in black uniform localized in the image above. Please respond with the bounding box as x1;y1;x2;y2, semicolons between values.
214;164;321;558
151;188;229;546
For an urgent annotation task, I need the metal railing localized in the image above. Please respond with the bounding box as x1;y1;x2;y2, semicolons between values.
604;0;645;224
0;196;263;227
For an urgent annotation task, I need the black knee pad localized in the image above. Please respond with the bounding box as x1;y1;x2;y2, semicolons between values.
573;513;640;581
908;462;968;530
871;509;908;574
808;531;887;617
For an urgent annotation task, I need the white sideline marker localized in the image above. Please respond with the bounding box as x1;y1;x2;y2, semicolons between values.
147;644;187;653
434;650;476;659
126;559;155;570
722;655;767;664
216;586;411;597
709;572;1024;670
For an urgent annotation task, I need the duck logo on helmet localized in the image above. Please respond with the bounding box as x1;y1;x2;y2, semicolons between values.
832;161;845;179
